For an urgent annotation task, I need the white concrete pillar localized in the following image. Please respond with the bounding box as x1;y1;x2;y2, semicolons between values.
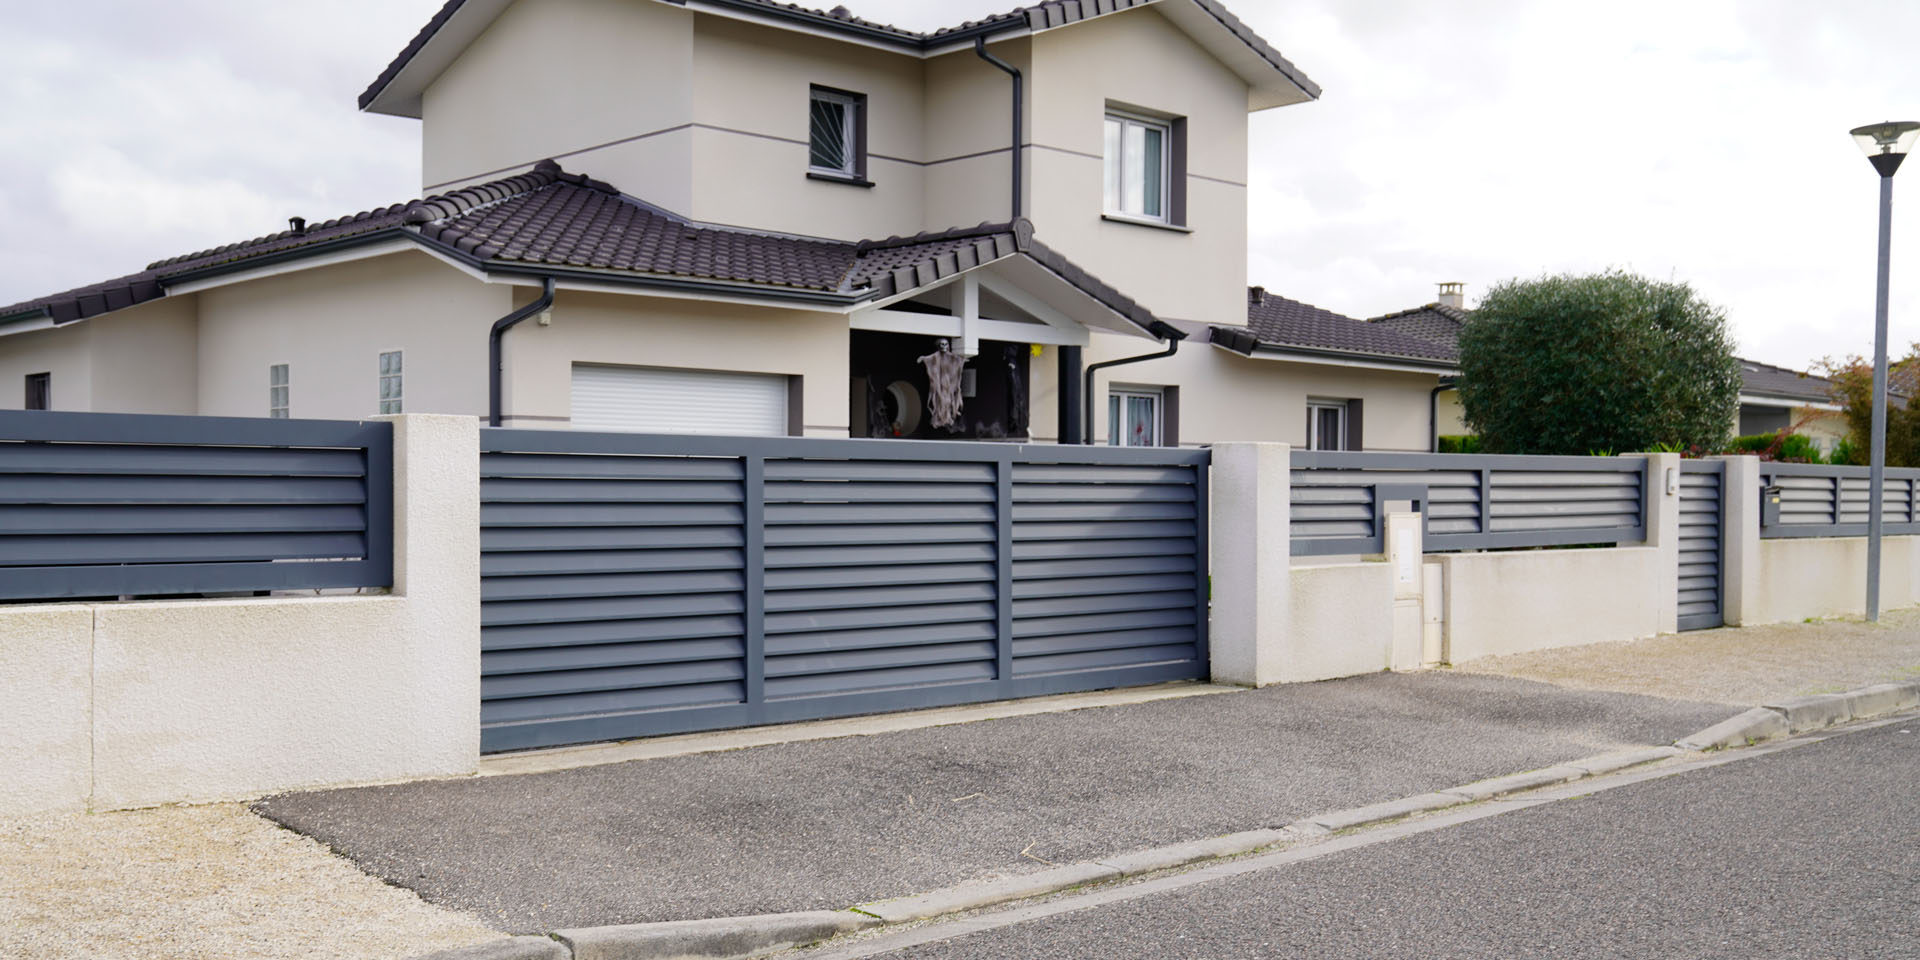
386;413;484;774
1718;456;1762;625
1386;511;1424;670
1208;442;1290;686
1642;452;1683;635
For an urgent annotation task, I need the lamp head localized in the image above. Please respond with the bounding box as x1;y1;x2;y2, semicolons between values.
1850;121;1920;177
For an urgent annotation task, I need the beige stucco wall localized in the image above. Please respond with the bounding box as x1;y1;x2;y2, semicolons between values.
88;298;199;414
1436;389;1466;438
504;288;852;435
1025;7;1250;327
0;322;93;411
420;0;695;200
0;605;94;816
1748;535;1920;624
1030;335;1447;449
922;40;1032;231
1285;562;1397;680
1436;547;1666;664
196;250;507;420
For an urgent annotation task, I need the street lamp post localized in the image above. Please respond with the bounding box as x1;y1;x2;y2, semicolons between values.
1848;121;1920;621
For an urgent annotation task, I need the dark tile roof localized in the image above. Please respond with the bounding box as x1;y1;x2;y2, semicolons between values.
1;161;1163;336
1213;288;1457;365
1738;358;1835;404
1366;302;1469;353
362;0;1318;111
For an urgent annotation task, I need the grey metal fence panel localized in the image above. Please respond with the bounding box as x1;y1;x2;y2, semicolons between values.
1290;450;1647;555
1759;462;1920;538
1677;461;1725;631
478;429;1208;753
0;410;391;600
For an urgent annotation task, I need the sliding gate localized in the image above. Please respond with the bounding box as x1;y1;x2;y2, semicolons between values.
477;430;1210;752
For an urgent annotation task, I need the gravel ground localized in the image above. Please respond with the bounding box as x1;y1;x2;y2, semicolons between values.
1458;606;1920;704
0;803;501;960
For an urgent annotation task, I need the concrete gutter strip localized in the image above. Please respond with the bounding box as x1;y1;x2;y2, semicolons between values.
858;862;1122;924
1439;766;1585;802
1298;792;1463;832
413;936;569;960
1091;828;1292;877
556;911;878;960
1676;681;1920;751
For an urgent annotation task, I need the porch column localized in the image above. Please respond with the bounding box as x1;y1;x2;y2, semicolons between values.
1058;345;1083;444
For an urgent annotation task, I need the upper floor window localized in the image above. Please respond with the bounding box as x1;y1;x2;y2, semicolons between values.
379;351;404;415
24;372;49;410
809;86;868;184
1104;111;1170;222
269;363;289;419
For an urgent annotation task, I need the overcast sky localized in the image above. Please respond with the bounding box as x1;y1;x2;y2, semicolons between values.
5;0;1918;372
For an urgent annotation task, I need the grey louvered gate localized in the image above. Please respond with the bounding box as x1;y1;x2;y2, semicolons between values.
1676;460;1725;631
478;430;1209;753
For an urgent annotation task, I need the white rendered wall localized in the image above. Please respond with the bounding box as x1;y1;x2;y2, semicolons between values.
1747;536;1920;624
1434;547;1666;664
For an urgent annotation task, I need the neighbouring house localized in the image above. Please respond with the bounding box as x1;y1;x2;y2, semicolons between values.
0;0;1465;452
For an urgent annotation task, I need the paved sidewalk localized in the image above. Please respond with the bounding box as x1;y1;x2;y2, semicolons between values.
1459;607;1920;704
0;804;499;960
255;672;1730;933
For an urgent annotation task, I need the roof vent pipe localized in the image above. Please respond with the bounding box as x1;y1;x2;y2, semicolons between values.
974;36;1023;220
1249;285;1266;305
288;217;307;235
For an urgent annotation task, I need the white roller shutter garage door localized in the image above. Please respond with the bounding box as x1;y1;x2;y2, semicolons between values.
571;364;789;435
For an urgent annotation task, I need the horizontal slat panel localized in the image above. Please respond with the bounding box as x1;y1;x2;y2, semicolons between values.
765;562;997;592
1012;501;1195;522
0;503;367;536
1011;554;1197;580
764;542;995;568
1011;483;1194;502
766;581;997;613
482;502;744;528
482;478;742;503
481;680;744;725
1011;573;1194;599
0;444;366;477
765;660;997;700
1011;464;1196;484
765;502;996;524
1011;626;1197;658
482;614;744;651
0;531;366;566
0;474;365;504
1012;520;1196;541
764;481;995;502
482;547;742;577
1013;537;1196;560
1013;643;1198;678
482;569;744;602
485;637;745;675
764;460;996;483
765;620;997;656
766;523;995;546
765;601;995;634
1013;590;1197;619
765;640;996;679
482;592;746;627
482;659;745;701
1016;611;1202;645
481;453;742;481
482;525;743;552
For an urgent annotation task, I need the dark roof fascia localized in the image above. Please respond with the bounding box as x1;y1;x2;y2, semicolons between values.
1212;332;1459;372
474;258;872;307
692;0;1017;49
1186;0;1321;100
0;305;51;325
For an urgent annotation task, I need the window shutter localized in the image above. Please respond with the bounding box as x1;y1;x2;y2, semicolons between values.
1345;398;1364;452
571;364;790;436
1162;386;1180;447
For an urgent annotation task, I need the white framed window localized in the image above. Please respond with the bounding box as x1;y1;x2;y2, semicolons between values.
1104;111;1171;222
809;87;862;178
1108;387;1163;447
269;363;289;419
24;372;49;410
1306;400;1347;451
378;350;403;415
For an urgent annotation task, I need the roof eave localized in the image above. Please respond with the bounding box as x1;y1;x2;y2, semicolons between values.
1216;339;1460;373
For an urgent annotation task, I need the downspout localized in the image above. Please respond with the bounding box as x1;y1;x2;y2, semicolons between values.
974;36;1023;219
1082;324;1188;445
1429;377;1458;452
488;277;556;428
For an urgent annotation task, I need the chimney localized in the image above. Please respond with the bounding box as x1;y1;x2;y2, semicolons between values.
1249;285;1267;306
1436;282;1464;310
288;216;307;235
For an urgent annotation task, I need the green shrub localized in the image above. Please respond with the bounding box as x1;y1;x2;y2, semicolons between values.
1437;434;1482;454
1829;437;1859;465
1457;270;1740;455
1728;433;1774;454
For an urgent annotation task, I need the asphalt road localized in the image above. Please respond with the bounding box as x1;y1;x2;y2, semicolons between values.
253;672;1729;932
857;718;1920;960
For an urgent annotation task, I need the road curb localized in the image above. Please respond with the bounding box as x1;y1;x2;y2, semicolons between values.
408;741;1711;960
1675;681;1920;751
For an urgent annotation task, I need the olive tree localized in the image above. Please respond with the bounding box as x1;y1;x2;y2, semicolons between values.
1456;270;1741;455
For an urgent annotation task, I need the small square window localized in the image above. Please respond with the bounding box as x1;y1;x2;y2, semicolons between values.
1307;400;1347;451
1108;387;1163;447
378;350;403;415
1104;111;1171;222
809;87;865;180
269;364;290;419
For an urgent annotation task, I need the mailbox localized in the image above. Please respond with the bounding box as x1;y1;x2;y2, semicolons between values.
1761;484;1783;527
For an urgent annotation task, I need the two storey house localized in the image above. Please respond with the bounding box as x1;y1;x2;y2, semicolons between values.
0;0;1460;452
